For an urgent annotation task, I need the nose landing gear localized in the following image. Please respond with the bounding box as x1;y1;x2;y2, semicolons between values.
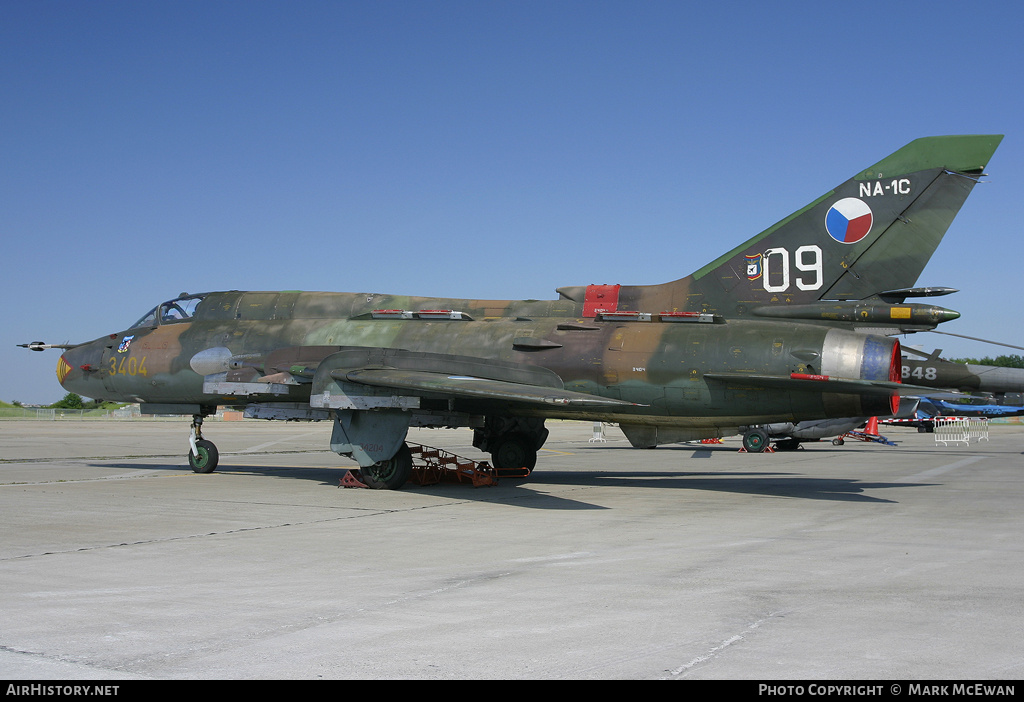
188;414;219;473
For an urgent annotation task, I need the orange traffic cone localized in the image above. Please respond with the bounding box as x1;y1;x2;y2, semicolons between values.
865;417;879;436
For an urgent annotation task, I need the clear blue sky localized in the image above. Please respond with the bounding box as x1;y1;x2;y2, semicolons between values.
3;0;1021;404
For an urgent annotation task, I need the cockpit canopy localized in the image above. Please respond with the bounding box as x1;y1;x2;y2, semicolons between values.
130;293;208;329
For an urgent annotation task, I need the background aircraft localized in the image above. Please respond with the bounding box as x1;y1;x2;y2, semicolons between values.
762;348;1024;448
901;348;1024;403
26;135;1002;488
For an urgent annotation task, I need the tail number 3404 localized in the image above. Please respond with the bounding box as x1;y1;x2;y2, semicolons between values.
108;355;148;376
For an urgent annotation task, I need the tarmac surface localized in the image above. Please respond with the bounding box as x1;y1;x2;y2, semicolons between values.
1;418;1021;680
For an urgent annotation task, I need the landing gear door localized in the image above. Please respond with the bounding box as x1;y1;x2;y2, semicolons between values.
100;337;119;395
330;410;411;468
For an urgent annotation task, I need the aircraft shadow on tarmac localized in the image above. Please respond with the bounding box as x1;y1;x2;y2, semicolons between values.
84;456;928;510
505;471;916;507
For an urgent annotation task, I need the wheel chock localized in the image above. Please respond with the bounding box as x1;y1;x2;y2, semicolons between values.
339;446;504;489
340;470;368;488
737;444;776;453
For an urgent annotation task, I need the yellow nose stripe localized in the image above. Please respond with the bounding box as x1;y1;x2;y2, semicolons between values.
56;356;71;384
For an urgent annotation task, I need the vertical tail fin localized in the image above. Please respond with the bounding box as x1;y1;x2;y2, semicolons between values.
603;135;1003;315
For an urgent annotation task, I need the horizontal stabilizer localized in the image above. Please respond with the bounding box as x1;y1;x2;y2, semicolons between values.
704;372;934;397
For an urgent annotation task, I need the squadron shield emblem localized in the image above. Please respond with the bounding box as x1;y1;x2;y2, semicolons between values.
745;253;763;280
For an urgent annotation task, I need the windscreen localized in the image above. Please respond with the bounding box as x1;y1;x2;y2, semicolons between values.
129;294;207;328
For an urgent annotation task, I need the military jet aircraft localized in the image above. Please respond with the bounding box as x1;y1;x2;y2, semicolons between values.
25;135;1002;488
901;349;1024;401
917;397;1024;418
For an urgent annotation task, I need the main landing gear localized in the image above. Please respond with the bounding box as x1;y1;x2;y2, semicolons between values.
489;434;538;472
359;442;413;490
188;414;219;473
741;427;770;453
473;416;547;473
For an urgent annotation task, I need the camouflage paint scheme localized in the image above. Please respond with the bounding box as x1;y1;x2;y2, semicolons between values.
47;135;1003;487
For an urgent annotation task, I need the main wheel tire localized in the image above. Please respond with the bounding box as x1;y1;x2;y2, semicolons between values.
490;433;538;472
361;442;413;490
742;428;769;453
189;439;219;473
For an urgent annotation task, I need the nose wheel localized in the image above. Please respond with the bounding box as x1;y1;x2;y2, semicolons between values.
188;414;220;473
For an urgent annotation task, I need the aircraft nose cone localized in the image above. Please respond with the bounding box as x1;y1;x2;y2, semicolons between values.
56;342;107;396
56;354;73;386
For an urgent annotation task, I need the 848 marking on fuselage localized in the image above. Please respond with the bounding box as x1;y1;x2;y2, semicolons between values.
903;364;938;381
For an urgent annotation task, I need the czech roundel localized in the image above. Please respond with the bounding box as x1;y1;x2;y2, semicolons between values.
825;197;873;244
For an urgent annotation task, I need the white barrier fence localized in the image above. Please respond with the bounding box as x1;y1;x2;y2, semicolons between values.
0;406;143;420
933;417;989;446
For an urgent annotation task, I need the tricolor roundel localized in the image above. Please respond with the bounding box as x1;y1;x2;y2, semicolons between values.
825;198;873;244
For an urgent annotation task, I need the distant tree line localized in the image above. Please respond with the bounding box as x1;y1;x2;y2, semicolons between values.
48;392;114;410
948;354;1024;368
50;392;84;409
